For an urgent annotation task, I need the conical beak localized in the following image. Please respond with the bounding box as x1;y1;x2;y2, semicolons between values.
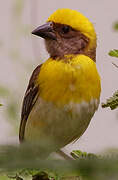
32;22;56;40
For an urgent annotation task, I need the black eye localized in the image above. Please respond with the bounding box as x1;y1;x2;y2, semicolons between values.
62;25;70;34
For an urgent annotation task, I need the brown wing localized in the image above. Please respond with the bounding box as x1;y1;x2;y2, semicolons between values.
19;64;42;142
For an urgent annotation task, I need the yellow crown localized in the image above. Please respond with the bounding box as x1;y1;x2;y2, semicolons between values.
47;9;96;49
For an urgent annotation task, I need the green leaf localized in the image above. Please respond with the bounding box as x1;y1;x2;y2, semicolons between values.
102;90;118;110
6;102;18;120
0;86;10;97
109;49;118;58
71;150;97;160
114;22;118;31
0;145;118;179
0;104;2;106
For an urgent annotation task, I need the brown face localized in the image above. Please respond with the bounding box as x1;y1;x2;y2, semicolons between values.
32;22;96;61
45;23;89;59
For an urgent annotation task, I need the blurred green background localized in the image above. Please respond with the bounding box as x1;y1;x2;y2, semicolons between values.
0;0;118;155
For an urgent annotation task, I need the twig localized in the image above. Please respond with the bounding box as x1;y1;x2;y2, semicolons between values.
112;62;118;68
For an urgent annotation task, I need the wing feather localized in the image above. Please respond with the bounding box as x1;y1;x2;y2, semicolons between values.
19;64;42;142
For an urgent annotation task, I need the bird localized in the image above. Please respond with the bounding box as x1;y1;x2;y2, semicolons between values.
19;8;101;159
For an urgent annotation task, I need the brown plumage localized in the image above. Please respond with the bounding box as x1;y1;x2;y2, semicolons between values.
45;23;96;61
19;65;42;142
19;11;98;160
19;22;96;143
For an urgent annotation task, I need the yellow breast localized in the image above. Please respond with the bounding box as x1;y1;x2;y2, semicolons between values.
36;55;101;106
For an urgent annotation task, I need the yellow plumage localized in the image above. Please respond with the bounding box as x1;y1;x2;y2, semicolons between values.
25;54;101;148
20;8;101;156
36;55;101;106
